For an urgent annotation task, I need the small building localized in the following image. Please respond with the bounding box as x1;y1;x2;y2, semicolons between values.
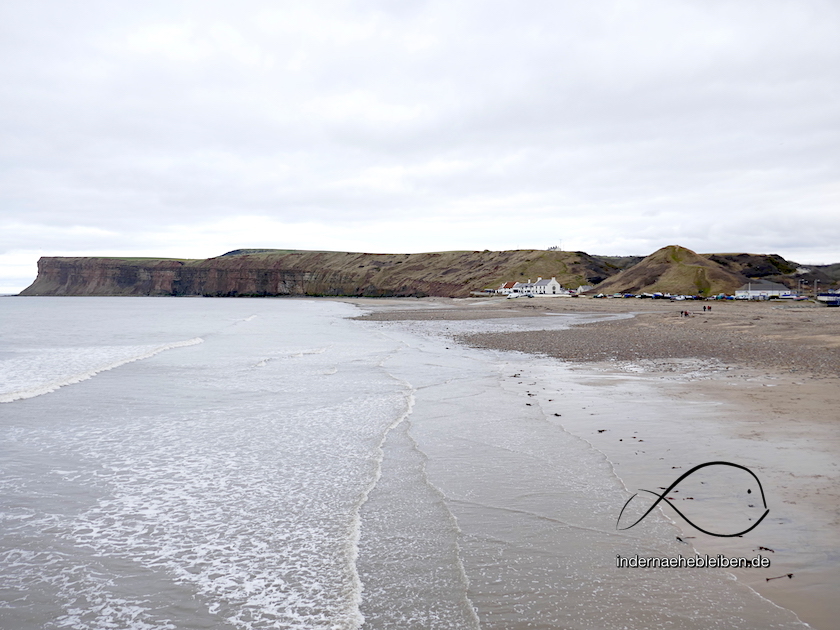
512;281;534;294
532;277;567;295
497;281;517;295
734;281;793;300
497;277;572;296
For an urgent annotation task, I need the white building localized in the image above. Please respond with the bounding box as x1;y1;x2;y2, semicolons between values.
532;277;568;295
512;281;533;294
734;281;793;299
499;277;570;296
497;277;573;296
497;281;517;295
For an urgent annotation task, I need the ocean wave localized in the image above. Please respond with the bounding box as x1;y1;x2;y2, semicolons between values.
0;338;204;403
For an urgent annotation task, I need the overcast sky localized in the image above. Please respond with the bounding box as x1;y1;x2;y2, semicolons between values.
2;0;839;292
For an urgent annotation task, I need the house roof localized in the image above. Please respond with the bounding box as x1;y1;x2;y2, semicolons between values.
501;281;516;289
736;281;789;292
534;278;554;286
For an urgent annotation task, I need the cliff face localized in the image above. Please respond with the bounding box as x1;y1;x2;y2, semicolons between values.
20;249;616;298
21;258;194;296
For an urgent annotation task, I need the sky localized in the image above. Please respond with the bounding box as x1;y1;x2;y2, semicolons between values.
2;0;839;293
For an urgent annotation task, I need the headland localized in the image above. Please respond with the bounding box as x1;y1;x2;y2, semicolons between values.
18;245;840;298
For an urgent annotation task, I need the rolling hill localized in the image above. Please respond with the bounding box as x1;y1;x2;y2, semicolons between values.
591;245;748;296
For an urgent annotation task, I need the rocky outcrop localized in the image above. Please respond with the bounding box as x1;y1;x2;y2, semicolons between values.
20;249;617;298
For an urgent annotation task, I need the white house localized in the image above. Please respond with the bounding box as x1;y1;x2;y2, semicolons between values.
498;277;570;296
532;277;568;295
512;281;533;294
734;281;793;299
497;281;517;295
497;277;574;296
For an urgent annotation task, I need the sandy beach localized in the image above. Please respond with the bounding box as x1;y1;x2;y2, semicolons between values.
355;296;840;375
351;296;840;630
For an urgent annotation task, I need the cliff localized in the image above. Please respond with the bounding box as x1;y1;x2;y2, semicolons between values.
20;249;618;298
22;247;827;298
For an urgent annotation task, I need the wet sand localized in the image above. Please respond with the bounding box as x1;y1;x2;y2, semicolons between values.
348;296;840;629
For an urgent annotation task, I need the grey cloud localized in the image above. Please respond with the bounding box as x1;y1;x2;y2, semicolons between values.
1;0;838;281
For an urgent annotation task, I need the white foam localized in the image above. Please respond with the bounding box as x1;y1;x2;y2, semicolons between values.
348;381;416;629
287;346;330;358
0;338;204;403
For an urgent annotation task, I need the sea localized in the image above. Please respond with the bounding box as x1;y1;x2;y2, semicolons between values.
0;297;808;629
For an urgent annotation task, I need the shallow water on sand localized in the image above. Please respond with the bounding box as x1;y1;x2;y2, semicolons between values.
1;298;807;629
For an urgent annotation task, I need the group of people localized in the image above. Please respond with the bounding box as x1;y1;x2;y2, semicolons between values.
679;304;712;317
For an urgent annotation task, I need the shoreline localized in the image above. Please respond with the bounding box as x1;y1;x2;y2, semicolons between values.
348;296;839;630
352;296;840;377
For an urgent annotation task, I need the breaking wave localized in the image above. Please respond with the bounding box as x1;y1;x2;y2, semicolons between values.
0;338;204;403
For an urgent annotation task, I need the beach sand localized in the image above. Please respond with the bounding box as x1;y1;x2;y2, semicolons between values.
350;296;840;629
